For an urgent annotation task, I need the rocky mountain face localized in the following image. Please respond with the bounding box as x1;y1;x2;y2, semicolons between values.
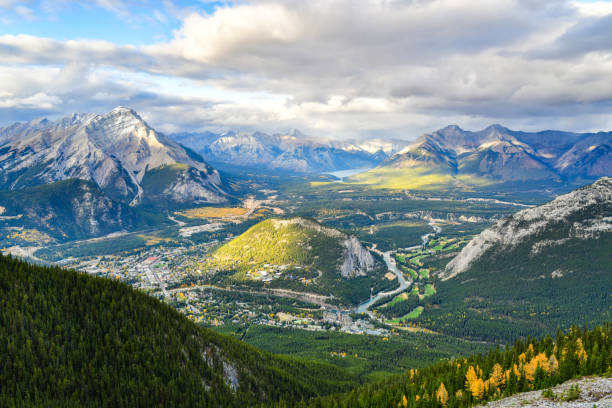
272;218;375;277
0;179;153;242
416;178;612;341
383;124;611;183
443;177;612;279
0;107;228;206
172;130;408;173
339;235;375;278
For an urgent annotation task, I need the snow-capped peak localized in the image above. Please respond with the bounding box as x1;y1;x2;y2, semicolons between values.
0;107;227;205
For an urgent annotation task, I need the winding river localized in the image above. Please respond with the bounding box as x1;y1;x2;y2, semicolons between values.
355;249;411;313
355;222;441;313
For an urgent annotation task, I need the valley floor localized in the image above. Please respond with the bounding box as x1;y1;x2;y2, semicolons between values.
11;173;587;378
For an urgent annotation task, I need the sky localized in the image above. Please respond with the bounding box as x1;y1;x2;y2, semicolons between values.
2;0;612;139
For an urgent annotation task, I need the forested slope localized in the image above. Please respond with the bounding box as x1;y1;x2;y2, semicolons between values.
0;255;356;407
307;324;612;407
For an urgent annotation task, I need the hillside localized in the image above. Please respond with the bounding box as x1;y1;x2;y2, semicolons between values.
208;217;390;305
0;179;164;244
0;255;356;407
0;107;228;206
348;124;611;189
414;178;612;341
309;324;612;407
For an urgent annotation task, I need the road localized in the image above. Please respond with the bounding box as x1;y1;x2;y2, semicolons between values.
145;264;169;298
164;284;339;309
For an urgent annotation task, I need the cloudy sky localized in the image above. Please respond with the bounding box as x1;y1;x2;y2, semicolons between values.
2;0;612;139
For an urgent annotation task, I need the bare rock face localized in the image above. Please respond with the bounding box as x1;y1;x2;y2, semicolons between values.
0;107;228;206
340;236;375;278
477;376;612;408
0;179;140;240
443;177;612;280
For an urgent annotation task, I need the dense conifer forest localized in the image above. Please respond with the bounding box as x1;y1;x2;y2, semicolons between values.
1;254;610;407
304;324;612;407
0;255;356;407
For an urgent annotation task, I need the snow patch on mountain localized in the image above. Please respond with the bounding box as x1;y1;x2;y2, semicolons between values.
0;107;227;205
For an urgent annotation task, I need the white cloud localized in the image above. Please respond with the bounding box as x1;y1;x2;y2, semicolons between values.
572;0;612;17
14;5;35;19
2;0;612;138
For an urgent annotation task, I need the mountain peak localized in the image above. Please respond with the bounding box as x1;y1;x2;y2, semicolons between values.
110;106;138;116
287;128;307;138
441;124;464;132
0;106;228;206
483;123;509;133
102;106;146;126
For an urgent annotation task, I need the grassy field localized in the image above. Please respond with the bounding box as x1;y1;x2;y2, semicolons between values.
175;206;248;219
345;166;493;190
388;306;424;323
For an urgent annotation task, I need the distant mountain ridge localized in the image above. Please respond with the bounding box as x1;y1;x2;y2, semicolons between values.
172;130;409;173
0;107;228;206
375;124;611;186
176;123;610;184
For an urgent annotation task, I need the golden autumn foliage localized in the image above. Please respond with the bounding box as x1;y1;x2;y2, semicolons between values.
436;383;449;406
317;325;611;408
524;352;550;383
549;354;559;372
489;363;505;388
465;366;485;399
575;338;588;362
455;389;463;400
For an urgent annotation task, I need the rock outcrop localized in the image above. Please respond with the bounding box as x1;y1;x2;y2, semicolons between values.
443;177;612;280
340;236;375;278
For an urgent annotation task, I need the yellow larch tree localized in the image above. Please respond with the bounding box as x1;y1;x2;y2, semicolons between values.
436;383;449;407
489;363;505;388
549;354;559;372
465;366;485;399
575;338;588;362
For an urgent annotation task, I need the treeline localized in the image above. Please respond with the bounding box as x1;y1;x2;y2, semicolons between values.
298;323;612;407
0;255;356;407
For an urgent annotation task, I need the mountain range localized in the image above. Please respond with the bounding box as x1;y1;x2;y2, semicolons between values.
0;108;610;243
172;130;407;173
350;124;611;189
